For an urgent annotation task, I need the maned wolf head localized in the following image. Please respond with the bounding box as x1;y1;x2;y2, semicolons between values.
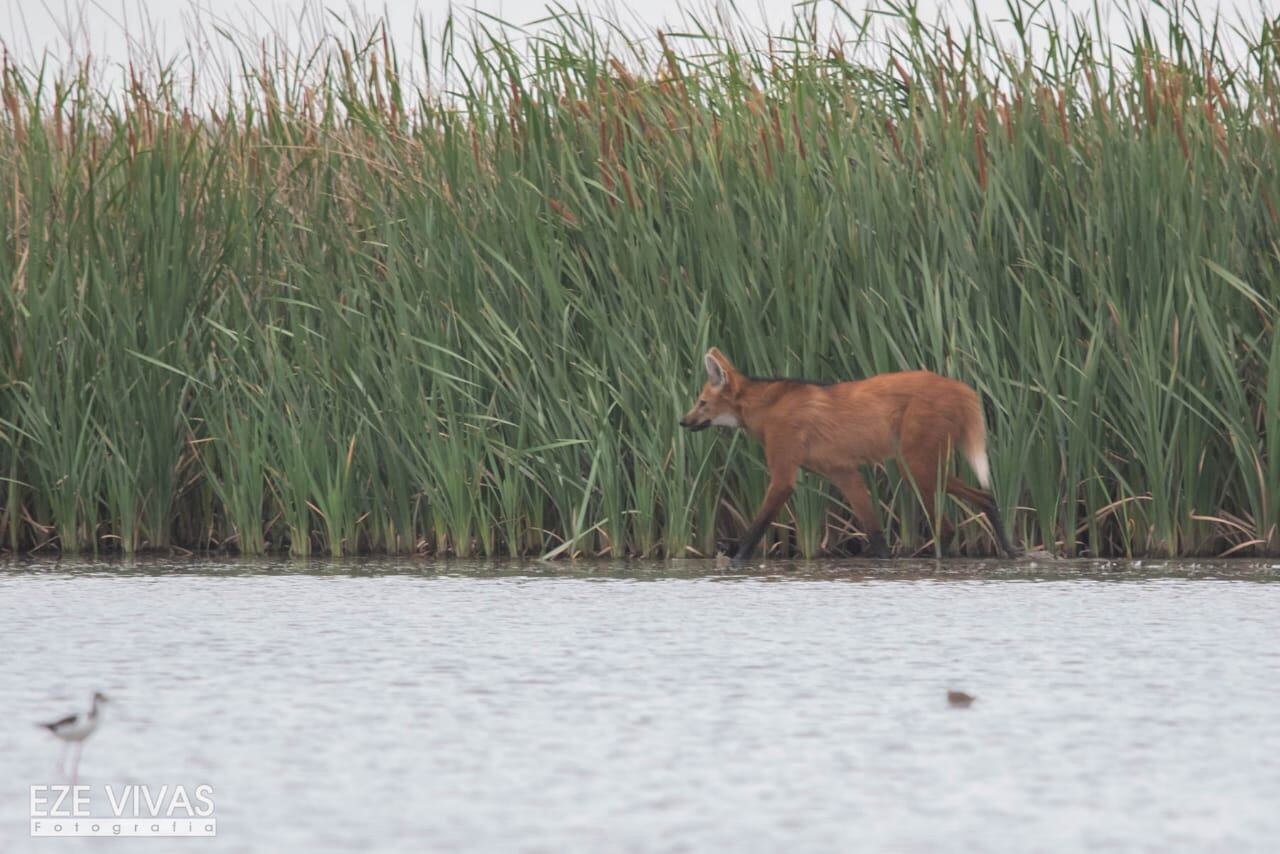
679;347;743;432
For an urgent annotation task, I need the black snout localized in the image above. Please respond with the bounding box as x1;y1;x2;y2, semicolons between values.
679;418;710;432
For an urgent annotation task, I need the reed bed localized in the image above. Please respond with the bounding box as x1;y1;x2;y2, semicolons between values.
1;2;1278;558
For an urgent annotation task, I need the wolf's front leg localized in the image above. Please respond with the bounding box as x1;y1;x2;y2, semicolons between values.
732;463;798;561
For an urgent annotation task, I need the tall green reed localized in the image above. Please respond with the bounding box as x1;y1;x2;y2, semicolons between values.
1;2;1277;557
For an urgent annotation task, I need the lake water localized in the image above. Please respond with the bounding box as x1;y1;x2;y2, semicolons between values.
3;558;1279;852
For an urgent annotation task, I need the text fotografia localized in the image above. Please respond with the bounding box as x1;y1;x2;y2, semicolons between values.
30;784;216;837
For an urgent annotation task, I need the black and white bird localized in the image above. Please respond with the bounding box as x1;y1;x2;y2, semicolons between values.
40;692;110;783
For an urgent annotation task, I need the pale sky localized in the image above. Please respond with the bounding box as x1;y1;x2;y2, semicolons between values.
0;1;1272;74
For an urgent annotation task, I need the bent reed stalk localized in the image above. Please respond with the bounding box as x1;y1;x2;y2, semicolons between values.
1;2;1278;558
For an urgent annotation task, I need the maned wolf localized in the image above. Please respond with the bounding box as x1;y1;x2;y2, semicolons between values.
679;348;1018;560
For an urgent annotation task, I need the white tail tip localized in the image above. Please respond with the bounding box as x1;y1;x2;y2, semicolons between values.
966;447;991;489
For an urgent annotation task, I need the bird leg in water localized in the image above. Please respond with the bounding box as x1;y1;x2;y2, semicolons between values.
69;743;83;786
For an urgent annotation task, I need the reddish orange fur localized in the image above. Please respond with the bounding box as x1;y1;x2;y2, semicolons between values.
680;348;1017;559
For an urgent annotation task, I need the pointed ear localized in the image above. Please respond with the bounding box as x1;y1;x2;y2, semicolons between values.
704;348;735;388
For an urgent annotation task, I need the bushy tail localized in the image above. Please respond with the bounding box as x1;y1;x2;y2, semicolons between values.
963;390;1020;557
964;392;993;488
964;435;991;488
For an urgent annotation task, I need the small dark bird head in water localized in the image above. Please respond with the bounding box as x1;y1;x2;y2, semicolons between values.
947;690;976;708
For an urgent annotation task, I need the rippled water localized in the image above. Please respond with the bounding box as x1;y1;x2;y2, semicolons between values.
3;558;1279;852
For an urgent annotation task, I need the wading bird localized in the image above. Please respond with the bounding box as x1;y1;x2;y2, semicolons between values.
40;692;109;784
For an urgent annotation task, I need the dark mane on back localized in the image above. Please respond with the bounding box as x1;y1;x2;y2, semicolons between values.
747;374;837;387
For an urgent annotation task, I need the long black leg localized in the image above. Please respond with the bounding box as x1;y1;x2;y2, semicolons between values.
733;481;795;561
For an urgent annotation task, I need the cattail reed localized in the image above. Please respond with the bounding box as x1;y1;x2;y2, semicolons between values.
0;2;1277;558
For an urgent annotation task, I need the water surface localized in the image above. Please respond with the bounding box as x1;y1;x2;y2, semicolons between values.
3;558;1279;852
